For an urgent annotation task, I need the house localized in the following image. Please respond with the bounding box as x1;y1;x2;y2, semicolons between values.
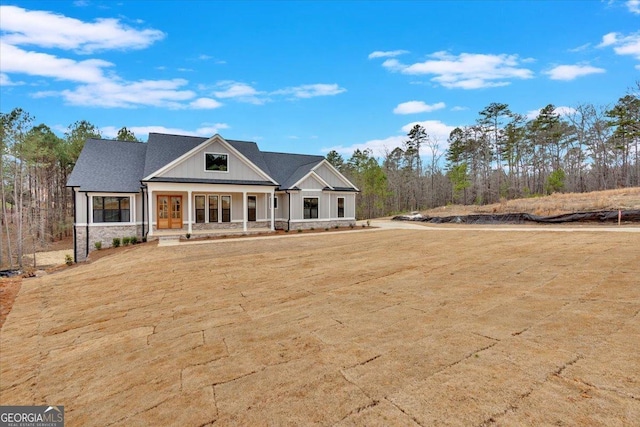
67;133;359;261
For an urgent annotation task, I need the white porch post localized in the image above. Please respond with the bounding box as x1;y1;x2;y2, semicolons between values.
147;188;154;237
243;191;248;232
187;190;193;234
270;190;275;231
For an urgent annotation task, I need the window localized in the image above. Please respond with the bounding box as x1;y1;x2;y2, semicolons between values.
337;197;345;218
273;196;278;209
303;197;318;219
195;195;205;223
205;153;228;172
93;196;130;223
221;195;231;222
248;196;256;221
209;195;218;223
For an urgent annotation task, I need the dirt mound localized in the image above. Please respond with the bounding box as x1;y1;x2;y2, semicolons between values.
394;209;640;224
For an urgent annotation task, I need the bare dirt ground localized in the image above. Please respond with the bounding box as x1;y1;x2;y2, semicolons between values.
1;225;639;426
422;187;640;217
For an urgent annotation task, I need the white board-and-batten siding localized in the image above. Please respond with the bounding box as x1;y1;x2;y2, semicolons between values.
158;140;268;182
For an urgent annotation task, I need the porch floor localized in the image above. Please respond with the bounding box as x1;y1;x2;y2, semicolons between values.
150;227;274;240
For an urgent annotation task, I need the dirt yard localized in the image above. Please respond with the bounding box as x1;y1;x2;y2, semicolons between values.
1;226;639;426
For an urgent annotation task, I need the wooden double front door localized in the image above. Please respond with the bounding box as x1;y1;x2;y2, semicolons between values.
157;195;182;229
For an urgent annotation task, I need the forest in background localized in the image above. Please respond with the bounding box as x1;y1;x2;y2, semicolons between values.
1;82;639;268
328;84;640;220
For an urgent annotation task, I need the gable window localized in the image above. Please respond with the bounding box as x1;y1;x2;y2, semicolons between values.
337;197;345;218
209;195;218;222
195;195;205;223
93;196;130;223
303;197;318;219
205;153;228;172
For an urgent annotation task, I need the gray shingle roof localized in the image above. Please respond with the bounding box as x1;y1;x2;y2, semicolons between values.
67;139;147;192
142;133;207;178
261;152;324;189
67;133;357;192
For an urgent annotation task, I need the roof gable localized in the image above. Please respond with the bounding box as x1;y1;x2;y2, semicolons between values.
149;135;276;183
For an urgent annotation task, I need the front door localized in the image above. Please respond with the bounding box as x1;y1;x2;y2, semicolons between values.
157;195;182;229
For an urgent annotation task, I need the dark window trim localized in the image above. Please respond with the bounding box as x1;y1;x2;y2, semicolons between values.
195;194;206;223
92;196;131;223
337;197;345;218
204;152;229;172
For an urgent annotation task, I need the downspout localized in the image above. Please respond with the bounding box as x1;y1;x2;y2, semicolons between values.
72;187;77;263
85;192;90;258
285;190;291;231
140;184;145;239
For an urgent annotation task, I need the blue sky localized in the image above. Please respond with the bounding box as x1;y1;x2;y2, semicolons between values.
1;1;639;158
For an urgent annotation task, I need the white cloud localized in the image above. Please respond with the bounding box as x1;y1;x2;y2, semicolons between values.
544;64;606;80
627;0;640;14
598;31;640;60
526;106;577;120
189;97;222;109
322;120;456;158
393;101;445;115
35;78;197;109
0;5;165;53
213;80;265;104
368;50;409;59
380;51;534;89
100;123;230;139
568;43;591;53
272;83;346;99
451;106;468;112
0;41;113;83
0;72;24;86
322;135;406;158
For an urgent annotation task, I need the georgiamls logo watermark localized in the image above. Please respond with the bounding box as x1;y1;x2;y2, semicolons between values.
0;405;64;427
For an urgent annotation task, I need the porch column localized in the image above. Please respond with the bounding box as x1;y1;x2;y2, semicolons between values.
147;188;154;237
187;190;193;234
242;191;248;232
270;190;275;231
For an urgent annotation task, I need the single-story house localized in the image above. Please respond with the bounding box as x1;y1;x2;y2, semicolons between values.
67;133;358;261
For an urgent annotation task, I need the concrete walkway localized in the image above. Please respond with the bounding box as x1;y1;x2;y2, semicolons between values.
157;219;640;248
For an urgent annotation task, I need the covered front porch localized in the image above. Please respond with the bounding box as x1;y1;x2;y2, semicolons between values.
144;181;277;239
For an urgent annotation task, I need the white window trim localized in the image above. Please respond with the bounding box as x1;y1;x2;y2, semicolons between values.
204;152;230;173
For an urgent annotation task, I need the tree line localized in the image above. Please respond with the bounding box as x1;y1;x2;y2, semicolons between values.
1;108;139;268
2;83;639;267
328;85;640;220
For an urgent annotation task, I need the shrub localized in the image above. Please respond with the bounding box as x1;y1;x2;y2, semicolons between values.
122;236;131;246
324;227;329;231
186;233;191;239
284;229;290;233
94;241;102;250
297;229;303;233
130;235;138;245
142;236;147;243
65;254;73;266
334;225;339;229
366;220;371;227
112;237;121;248
310;227;315;231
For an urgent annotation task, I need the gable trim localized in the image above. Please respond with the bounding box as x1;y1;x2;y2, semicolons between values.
312;159;359;191
142;134;278;184
292;170;333;190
